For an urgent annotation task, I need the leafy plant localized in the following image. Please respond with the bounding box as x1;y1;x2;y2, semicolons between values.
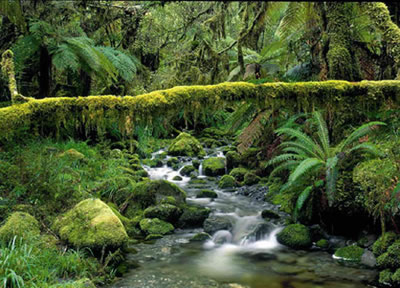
266;111;385;221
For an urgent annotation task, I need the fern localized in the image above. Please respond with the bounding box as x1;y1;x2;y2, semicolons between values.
293;185;313;221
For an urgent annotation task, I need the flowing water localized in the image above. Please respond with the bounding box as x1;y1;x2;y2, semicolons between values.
109;148;377;288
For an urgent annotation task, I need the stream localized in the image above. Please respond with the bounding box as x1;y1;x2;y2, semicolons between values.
109;147;377;288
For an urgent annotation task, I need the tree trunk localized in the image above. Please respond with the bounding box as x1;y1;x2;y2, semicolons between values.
38;46;51;99
80;70;91;96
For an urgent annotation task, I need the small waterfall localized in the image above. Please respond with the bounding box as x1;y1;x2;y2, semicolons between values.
198;162;206;178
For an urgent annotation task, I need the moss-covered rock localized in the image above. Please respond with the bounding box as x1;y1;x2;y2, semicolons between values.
167;157;179;167
201;138;221;149
316;239;329;249
142;158;163;168
218;175;236;189
192;159;200;169
172;175;182;181
178;205;211;228
372;231;399;256
277;224;312;249
379;269;393;286
243;172;260;186
143;204;182;223
139;218;174;235
203;157;225;176
261;209;280;220
226;151;240;170
145;234;163;241
197;189;218;199
392;268;400;285
191;232;212;242
239;148;260;168
0;212;40;242
168;133;205;157
122;180;186;218
49;278;96;288
229;167;249;182
107;203;141;238
334;245;364;263
377;240;400;269
52;199;128;249
58;149;85;161
180;165;196;176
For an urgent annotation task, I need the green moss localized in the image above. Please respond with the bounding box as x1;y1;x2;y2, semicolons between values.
372;232;399;256
58;148;85;161
178;205;211;228
167;157;179;167
191;232;211;242
229;167;249;182
49;278;96;288
226;151;240;170
172;175;182;181
334;245;364;263
190;179;207;184
203;157;225;176
0;212;40;243
197;189;218;199
392;268;400;284
168;132;205;157
243;172;260;186
218;175;236;189
379;269;393;285
122;180;187;218
377;241;400;269
261;209;280;220
239;148;260;169
180;165;196;176
143;204;182;223
139;218;174;235
52;199;128;249
276;224;312;249
316;239;329;249
145;234;163;241
192;159;200;169
107;203;141;238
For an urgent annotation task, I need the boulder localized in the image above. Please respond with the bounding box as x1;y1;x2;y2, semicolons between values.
180;165;196;176
218;175;236;189
168;133;205;157
372;231;398;256
122;180;186;218
377;240;400;269
203;216;233;234
334;245;364;263
52;199;128;249
143;204;182;224
197;189;218;199
178;205;211;228
229;167;248;182
316;239;329;249
0;212;40;242
243;172;260;186
226;151;240;170
261;209;280;220
139;218;174;235
191;232;212;242
203;157;225;176
277;224;312;249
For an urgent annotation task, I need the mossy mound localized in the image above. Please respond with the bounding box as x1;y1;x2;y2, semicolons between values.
218;175;236;189
180;165;196;176
178;205;211;228
316;239;329;249
143;204;182;224
52;199;128;250
334;245;364;263
168;133;205;157
203;157;225;176
197;189;218;199
50;278;96;288
107;203;141;238
229;167;248;182
277;224;312;249
123;180;186;218
167;157;179;167
377;240;400;269
139;218;174;235
191;232;212;242
261;209;280;220
226;151;240;170
58;149;85;161
372;231;399;256
0;212;40;242
243;172;260;186
142;158;163;168
172;175;182;181
379;269;393;286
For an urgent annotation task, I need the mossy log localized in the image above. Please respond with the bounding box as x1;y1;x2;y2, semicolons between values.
0;80;400;144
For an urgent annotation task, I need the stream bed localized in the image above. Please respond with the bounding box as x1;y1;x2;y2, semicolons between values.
109;148;377;288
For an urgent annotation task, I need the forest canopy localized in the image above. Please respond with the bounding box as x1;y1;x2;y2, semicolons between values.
1;1;400;102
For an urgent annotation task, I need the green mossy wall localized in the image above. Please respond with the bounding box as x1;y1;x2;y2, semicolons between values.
0;80;399;144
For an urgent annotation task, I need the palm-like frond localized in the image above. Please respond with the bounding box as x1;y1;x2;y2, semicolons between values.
336;121;386;152
266;153;306;166
294;185;313;221
276;128;324;159
268;159;301;178
348;142;384;156
288;158;323;185
313;111;330;155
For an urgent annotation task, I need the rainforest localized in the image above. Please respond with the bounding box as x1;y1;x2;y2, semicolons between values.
1;1;400;288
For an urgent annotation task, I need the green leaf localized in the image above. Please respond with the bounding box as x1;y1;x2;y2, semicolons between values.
288;158;323;184
294;185;313;221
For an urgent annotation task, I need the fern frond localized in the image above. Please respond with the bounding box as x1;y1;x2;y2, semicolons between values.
267;153;306;167
237;110;271;154
293;185;313;221
53;43;80;71
326;157;339;206
337;121;386;152
288;158;323;184
278;140;320;159
268;159;301;178
313;111;330;155
226;102;256;133
348;142;384;156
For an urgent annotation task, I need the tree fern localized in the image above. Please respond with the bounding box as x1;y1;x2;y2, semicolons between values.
268;111;385;220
